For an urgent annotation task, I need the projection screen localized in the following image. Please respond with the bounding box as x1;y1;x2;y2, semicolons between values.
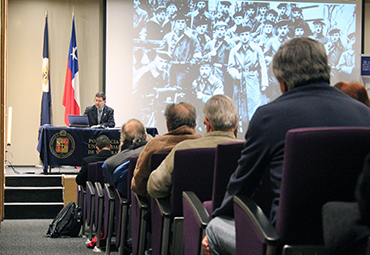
106;0;363;135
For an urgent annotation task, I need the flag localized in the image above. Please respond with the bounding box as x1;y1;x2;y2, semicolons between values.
41;16;51;126
63;16;80;126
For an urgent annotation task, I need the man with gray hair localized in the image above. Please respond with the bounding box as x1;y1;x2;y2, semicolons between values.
102;119;148;197
131;102;201;198
147;94;239;198
202;37;370;255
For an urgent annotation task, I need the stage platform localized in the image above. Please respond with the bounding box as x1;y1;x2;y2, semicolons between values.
5;165;79;176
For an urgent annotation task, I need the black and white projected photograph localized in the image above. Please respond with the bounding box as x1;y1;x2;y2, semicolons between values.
131;0;358;133
106;0;362;135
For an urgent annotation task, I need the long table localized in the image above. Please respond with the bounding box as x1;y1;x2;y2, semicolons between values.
37;125;158;174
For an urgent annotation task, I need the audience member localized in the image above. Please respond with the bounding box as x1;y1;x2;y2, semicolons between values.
83;92;115;128
323;154;370;255
202;37;370;255
102;119;148;197
131;102;201;198
75;135;112;188
147;94;239;198
334;81;370;107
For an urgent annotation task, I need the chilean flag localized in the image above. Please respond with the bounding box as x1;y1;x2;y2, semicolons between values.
41;15;51;126
63;16;80;126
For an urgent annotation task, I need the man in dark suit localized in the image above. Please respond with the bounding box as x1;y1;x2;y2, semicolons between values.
83;92;115;128
202;38;370;255
75;135;112;188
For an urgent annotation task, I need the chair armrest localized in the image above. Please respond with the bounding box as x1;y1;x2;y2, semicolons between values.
233;195;280;246
134;193;149;210
282;245;327;255
104;183;115;200
154;197;172;218
183;191;210;228
86;181;95;196
95;182;104;197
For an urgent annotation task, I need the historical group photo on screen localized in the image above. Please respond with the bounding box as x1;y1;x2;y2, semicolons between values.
132;0;357;134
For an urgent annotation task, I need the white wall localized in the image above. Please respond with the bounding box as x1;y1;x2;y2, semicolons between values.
7;0;104;165
365;2;370;54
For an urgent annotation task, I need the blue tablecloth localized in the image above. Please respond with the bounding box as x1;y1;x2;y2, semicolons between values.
37;125;158;173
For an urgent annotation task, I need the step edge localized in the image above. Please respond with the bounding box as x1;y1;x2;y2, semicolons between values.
4;202;65;206
5;186;64;190
5;175;64;177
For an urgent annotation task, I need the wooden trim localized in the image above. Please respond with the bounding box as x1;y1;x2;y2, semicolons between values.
0;0;7;226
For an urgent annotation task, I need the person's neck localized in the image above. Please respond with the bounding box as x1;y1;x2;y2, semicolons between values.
176;29;184;36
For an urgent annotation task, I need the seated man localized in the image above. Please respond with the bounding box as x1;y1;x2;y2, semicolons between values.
102;119;148;197
75;135;112;188
147;94;239;199
323;153;370;255
131;102;201;198
83;92;115;128
202;38;370;255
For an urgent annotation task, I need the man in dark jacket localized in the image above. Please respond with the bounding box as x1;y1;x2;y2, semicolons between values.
203;37;370;255
75;135;112;187
83;92;115;128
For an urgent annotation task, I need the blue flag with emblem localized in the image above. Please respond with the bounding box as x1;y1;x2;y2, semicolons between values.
41;15;52;126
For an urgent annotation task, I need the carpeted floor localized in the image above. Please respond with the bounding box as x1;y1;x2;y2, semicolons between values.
2;166;122;254
0;219;119;254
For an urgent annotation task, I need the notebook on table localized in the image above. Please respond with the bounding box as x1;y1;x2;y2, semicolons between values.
68;115;89;128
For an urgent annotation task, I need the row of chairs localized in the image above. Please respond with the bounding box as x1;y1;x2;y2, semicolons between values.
77;127;370;255
76;141;246;254
233;127;370;255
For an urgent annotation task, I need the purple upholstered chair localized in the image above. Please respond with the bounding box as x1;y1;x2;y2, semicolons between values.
77;184;86;235
103;183;115;255
117;155;138;255
131;152;169;255
102;156;138;255
182;141;244;255
233;127;370;255
94;182;105;250
151;147;216;255
86;161;104;241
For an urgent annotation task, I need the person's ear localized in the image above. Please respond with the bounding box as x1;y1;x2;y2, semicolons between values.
166;121;170;132
279;80;288;94
204;118;212;132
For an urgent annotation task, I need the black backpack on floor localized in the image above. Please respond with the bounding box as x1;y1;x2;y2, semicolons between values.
46;202;82;238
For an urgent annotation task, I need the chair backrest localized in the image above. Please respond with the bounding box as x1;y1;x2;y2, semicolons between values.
131;152;169;255
151;152;170;172
171;147;216;217
87;162;98;182
87;161;104;186
126;156;139;204
113;187;123;245
183;142;244;255
276;127;370;246
151;148;216;255
212;141;245;212
103;183;115;239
